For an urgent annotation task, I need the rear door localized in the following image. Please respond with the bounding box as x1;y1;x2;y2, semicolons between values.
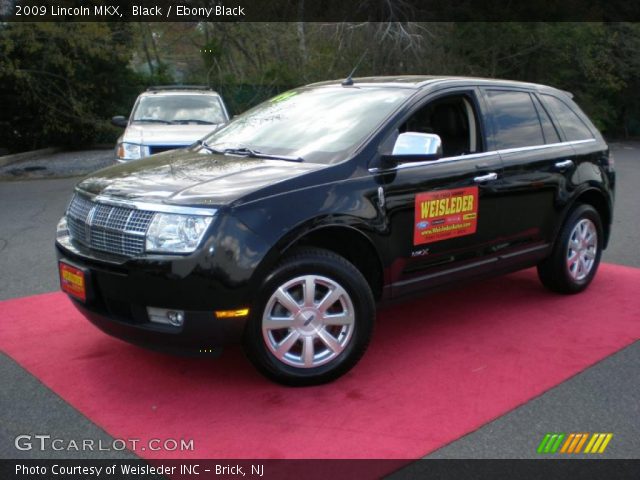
482;88;575;257
539;92;602;179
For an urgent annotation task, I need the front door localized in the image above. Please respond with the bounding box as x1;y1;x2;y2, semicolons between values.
375;89;505;297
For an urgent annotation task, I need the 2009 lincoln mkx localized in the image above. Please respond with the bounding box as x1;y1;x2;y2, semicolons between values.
56;76;615;385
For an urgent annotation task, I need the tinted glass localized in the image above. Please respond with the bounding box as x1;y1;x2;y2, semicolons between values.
531;95;560;144
202;86;412;164
132;95;226;125
541;94;593;141
487;90;545;149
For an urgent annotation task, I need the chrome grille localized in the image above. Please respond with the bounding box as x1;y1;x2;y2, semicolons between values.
149;145;182;155
66;194;155;257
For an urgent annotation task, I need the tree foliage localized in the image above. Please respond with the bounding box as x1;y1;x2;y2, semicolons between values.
0;22;144;151
192;22;640;136
2;21;640;153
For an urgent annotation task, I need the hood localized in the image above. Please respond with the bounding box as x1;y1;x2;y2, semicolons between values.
76;150;326;206
122;124;219;146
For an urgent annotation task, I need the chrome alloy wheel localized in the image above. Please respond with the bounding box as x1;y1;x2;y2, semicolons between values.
262;275;355;368
566;218;598;281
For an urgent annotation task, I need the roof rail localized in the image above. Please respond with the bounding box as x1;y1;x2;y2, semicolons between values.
146;85;213;92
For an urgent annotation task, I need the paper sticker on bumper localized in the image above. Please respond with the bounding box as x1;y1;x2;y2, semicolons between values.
414;186;478;245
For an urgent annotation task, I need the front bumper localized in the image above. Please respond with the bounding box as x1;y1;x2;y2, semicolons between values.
55;240;249;356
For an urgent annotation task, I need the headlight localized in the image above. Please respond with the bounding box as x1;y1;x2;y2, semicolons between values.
117;142;145;160
56;215;69;238
145;213;213;253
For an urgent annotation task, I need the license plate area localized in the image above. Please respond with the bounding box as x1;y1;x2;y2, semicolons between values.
59;261;87;302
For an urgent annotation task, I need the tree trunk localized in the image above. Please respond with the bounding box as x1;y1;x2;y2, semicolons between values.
138;22;154;75
297;1;308;68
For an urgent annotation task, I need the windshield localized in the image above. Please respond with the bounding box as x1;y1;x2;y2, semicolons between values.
201;86;413;164
132;94;226;125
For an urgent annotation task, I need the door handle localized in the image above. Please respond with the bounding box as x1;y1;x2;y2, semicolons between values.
554;159;574;170
473;172;498;183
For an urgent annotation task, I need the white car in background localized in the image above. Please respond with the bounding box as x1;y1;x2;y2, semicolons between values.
111;86;229;162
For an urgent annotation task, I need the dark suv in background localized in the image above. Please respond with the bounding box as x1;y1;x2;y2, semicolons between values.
56;76;614;385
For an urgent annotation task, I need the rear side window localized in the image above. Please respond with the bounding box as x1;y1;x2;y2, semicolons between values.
540;94;594;141
531;95;561;144
486;90;545;149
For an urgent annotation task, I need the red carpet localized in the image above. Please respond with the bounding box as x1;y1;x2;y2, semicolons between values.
1;264;639;460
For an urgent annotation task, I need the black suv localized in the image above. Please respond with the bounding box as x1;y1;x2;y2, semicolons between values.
56;77;615;385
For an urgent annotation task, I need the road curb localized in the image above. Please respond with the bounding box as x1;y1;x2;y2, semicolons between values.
0;147;61;168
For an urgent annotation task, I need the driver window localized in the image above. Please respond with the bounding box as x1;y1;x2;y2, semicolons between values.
400;94;482;158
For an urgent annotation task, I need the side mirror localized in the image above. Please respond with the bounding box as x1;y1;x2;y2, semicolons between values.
111;116;128;128
381;132;442;168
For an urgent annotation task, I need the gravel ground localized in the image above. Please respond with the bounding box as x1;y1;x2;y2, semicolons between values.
0;149;116;180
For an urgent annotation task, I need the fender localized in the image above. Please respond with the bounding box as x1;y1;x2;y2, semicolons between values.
552;184;613;249
248;215;386;297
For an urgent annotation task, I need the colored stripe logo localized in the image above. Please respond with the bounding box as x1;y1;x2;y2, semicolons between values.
537;433;613;454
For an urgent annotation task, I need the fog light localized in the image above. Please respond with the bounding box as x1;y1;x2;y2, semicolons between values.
167;311;184;327
147;307;185;327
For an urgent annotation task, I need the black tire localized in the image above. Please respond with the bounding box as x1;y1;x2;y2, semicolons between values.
243;247;375;386
537;204;603;294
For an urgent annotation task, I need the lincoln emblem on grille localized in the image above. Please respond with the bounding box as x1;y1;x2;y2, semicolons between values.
84;204;98;244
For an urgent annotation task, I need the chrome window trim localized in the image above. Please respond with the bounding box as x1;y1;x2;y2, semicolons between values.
368;138;596;173
498;138;595;155
368;150;496;173
76;190;218;217
564;138;597;147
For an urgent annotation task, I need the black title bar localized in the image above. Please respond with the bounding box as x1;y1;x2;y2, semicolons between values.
2;0;640;22
2;459;640;480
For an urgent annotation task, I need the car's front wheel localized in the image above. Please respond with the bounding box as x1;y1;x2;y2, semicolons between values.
243;248;375;386
538;204;603;294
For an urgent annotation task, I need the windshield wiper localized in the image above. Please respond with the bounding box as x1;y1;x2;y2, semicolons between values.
222;146;303;162
196;140;226;154
133;118;174;124
174;119;216;125
196;142;303;162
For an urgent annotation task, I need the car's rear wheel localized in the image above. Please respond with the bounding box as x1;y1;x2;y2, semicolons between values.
243;248;375;386
537;204;603;294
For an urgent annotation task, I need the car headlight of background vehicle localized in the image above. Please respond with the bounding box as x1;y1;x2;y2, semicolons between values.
146;213;213;253
116;142;147;160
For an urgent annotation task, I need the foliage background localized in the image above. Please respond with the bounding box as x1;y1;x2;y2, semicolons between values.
1;22;639;153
